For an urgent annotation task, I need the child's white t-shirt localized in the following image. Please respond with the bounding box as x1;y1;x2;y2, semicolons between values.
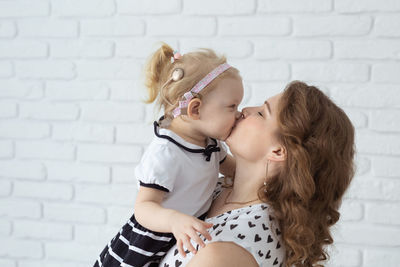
134;120;227;218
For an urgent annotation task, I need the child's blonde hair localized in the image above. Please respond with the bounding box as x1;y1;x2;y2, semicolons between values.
144;43;240;119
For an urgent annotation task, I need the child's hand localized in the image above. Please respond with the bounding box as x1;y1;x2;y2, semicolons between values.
168;211;213;257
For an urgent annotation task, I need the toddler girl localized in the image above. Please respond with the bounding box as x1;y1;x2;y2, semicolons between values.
93;43;244;267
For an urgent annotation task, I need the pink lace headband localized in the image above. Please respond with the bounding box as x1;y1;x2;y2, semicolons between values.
172;62;231;117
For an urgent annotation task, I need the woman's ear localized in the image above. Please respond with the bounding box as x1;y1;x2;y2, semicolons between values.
267;145;286;162
187;98;202;120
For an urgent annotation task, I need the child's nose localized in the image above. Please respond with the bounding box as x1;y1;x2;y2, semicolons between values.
235;111;242;120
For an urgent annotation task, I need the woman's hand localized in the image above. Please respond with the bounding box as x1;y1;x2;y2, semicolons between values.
168;211;213;257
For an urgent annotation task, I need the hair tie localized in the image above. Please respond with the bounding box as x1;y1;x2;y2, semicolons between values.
171;50;182;63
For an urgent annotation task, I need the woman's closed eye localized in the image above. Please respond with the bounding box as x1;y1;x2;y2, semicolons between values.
258;111;263;117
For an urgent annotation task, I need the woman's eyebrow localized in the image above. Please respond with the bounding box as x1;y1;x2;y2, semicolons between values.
264;100;271;114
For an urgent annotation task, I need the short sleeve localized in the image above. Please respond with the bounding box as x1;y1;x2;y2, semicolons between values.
134;144;180;193
211;213;284;267
217;141;228;163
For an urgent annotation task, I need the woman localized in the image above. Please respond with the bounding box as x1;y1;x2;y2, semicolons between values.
159;81;355;267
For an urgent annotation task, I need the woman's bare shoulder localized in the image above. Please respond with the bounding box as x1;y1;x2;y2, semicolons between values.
186;241;259;267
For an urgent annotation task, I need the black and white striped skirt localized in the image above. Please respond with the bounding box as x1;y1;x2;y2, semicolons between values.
93;213;176;267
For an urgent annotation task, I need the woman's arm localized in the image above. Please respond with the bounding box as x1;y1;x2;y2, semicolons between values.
186;241;259;267
219;154;236;178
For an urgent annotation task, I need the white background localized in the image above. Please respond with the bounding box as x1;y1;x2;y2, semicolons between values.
0;0;400;266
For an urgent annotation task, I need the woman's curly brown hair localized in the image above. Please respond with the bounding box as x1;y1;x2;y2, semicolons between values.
259;81;355;266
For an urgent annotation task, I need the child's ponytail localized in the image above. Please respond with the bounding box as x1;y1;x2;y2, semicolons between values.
144;43;174;104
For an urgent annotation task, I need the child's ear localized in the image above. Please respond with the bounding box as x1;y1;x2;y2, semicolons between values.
187;98;202;120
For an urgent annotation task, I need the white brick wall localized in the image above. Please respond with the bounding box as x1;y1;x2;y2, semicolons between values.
0;0;399;266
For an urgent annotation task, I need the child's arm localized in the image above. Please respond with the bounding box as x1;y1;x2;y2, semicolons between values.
134;186;213;257
219;154;236;178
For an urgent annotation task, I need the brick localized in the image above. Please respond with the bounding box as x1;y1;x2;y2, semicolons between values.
381;179;400;201
348;176;400;201
46;161;110;183
355;155;371;176
52;122;114;143
0;238;42;258
293;15;372;36
52;0;115;17
109;80;147;101
335;222;400;246
116;123;153;144
0;121;50;139
46;81;108;100
0;101;17;118
370;110;400;132
259;0;331;12
292;62;369;82
112;165;137;183
81;17;144;37
0;200;41;219
14;220;73;240
115;38;178;58
148;17;216;36
374;15;400;37
0;41;47;58
0;161;45;180
81;102;144;122
236;61;289;81
45;242;99;262
356;130;400;156
346;176;382;200
78;144;142;163
335;0;400;12
75;184;137;205
76;59;141;79
18;19;78;38
0;61;13;78
329;84;400;108
0;219;11;236
249;82;288;106
0;0;49;17
371;156;400;178
107;206;132;226
13;181;73;200
75;224;119;244
50;40;114;59
117;0;181;14
366;203;400;225
18;261;87;267
0;180;12;196
180;39;253;59
0;21;16;37
0;81;43;99
255;40;331;59
0;259;15;267
20;102;79;120
326;245;361;267
16;60;75;79
16;141;75;160
364;249;400;267
183;0;255;14
339;201;364;221
219;17;290;36
44;203;105;223
342;108;368;129
372;63;400;83
335;40;400;59
0;141;13;158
